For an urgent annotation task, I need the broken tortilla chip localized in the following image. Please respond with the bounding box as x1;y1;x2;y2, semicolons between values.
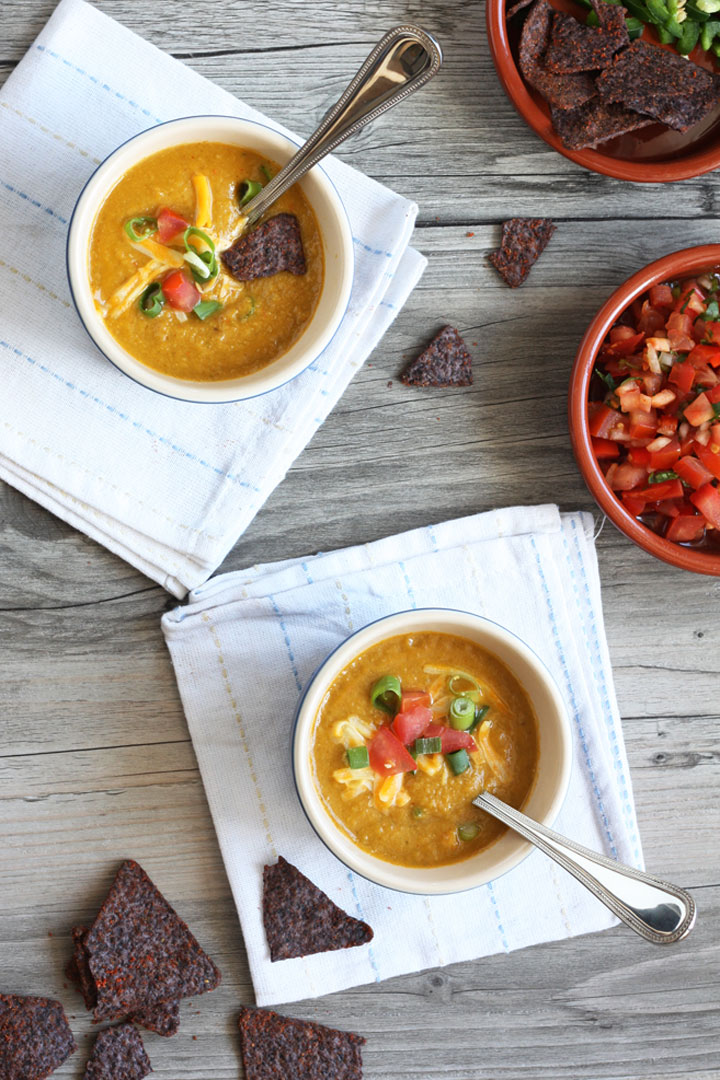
238;1005;365;1080
222;213;307;281
551;97;654;149
263;856;373;962
401;326;473;387
0;994;76;1080
545;1;628;73
519;0;597;110
83;1023;151;1080
489;218;556;288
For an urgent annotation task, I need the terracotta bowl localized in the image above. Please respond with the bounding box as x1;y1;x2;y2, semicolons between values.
486;0;720;182
569;244;720;576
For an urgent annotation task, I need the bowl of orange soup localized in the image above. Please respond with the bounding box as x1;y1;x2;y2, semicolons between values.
67;116;354;402
293;609;572;894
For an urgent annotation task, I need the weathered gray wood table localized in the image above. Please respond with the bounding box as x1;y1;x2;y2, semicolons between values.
1;1;719;1077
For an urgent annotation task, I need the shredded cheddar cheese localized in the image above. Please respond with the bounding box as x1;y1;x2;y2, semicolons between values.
373;773;410;810
193;174;213;228
105;259;165;318
331;715;376;748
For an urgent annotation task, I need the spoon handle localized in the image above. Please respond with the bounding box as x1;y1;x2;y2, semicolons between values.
473;793;696;944
241;25;442;229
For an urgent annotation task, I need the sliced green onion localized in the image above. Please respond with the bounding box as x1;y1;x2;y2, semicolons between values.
260;163;274;182
458;823;479;842
238;296;256;322
415;736;442;755
193;300;223;321
447;749;470;775
447;671;481;695
238;179;263;207
183;226;218;282
347;745;369;770
469;704;490;733
412;806;424;819
649;469;679;483
124;216;157;242
449;696;476;731
370;675;402;714
138;281;164;318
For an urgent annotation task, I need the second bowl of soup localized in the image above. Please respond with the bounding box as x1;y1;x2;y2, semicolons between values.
67;116;353;402
293;608;572;894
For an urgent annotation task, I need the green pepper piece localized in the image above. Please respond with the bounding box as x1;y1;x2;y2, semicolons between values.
347;745;369;769
678;18;701;52
625;16;646;37
656;23;675;40
370;675;402;714
645;0;670;23
701;17;720;46
447;749;470;775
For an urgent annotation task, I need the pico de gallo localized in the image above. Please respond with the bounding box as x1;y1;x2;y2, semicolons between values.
590;270;720;549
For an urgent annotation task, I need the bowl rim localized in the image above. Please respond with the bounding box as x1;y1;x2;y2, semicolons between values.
66;114;354;404
291;606;573;895
569;242;720;576
486;0;720;183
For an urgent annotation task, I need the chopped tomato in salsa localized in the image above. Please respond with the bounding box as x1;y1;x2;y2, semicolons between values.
590;271;720;550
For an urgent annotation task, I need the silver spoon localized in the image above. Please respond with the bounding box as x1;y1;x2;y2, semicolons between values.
473;792;696;944
238;25;442;231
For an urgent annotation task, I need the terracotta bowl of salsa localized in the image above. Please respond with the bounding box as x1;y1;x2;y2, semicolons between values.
487;0;720;182
293;609;572;895
570;244;720;575
67;115;353;403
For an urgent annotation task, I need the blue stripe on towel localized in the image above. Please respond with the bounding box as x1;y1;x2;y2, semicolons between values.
1;339;259;492
35;45;164;124
530;535;618;858
0;178;67;224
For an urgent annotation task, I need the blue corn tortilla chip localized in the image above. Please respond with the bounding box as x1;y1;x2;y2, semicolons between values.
0;993;76;1080
551;98;654;149
489;218;556;288
518;0;597;110
545;0;628;73
263;857;373;961
83;860;220;1022
596;40;720;132
401;326;473;386
222;213;307;281
83;1023;151;1080
238;1006;365;1080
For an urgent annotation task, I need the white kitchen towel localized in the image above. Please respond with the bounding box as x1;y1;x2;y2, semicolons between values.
0;0;426;597
162;504;643;1007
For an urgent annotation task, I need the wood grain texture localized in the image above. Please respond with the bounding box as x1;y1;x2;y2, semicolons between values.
1;0;719;1076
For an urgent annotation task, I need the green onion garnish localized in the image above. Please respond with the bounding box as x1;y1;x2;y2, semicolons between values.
412;806;424;819
449;696;476;731
595;367;617;392
415;737;442;755
447;748;470;775
138;281;164;318
702;298;720;321
648;469;679;483
260;163;273;182
370;675;402;714
124;216;157;242
183;226;219;282
347;745;369;770
239;296;256;322
457;823;479;841
193;300;223;321
238;179;263;207
469;704;490;732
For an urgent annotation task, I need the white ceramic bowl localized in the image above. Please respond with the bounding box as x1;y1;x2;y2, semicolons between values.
66;115;354;403
293;608;572;895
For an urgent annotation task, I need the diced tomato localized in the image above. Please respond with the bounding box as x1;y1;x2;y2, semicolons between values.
641;372;663;396
161;269;200;312
368;726;417;776
675;454;714;489
692;364;718;389
399;690;431;711
703;321;720;347
657;414;678;437
628;446;651;467
673;283;705;315
688;344;720;368
628;409;657;439
592;437;620;459
621;492;647;516
422;723;476;754
684;392;715;427
668;361;695;394
654;498;681;517
649;284;673;310
608;463;649;491
708;385;720;404
636;302;666;335
637;478;683;502
712;424;720;446
668;328;696;352
648;437;681;471
602;329;645;357
589;404;625;439
689;483;720;529
666;515;706;542
667;311;695;336
156;206;190;243
695;442;720;481
391;705;433;746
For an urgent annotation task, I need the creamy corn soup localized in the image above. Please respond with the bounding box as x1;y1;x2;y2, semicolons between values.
311;632;539;868
88;142;323;381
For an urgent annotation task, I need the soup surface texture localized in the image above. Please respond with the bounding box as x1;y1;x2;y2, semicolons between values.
89;142;324;381
311;632;539;868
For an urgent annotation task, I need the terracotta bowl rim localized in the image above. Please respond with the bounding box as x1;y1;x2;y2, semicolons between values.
569;243;720;576
486;0;720;183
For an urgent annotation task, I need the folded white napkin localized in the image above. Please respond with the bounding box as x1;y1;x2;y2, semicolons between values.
162;504;643;1007
0;0;426;597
